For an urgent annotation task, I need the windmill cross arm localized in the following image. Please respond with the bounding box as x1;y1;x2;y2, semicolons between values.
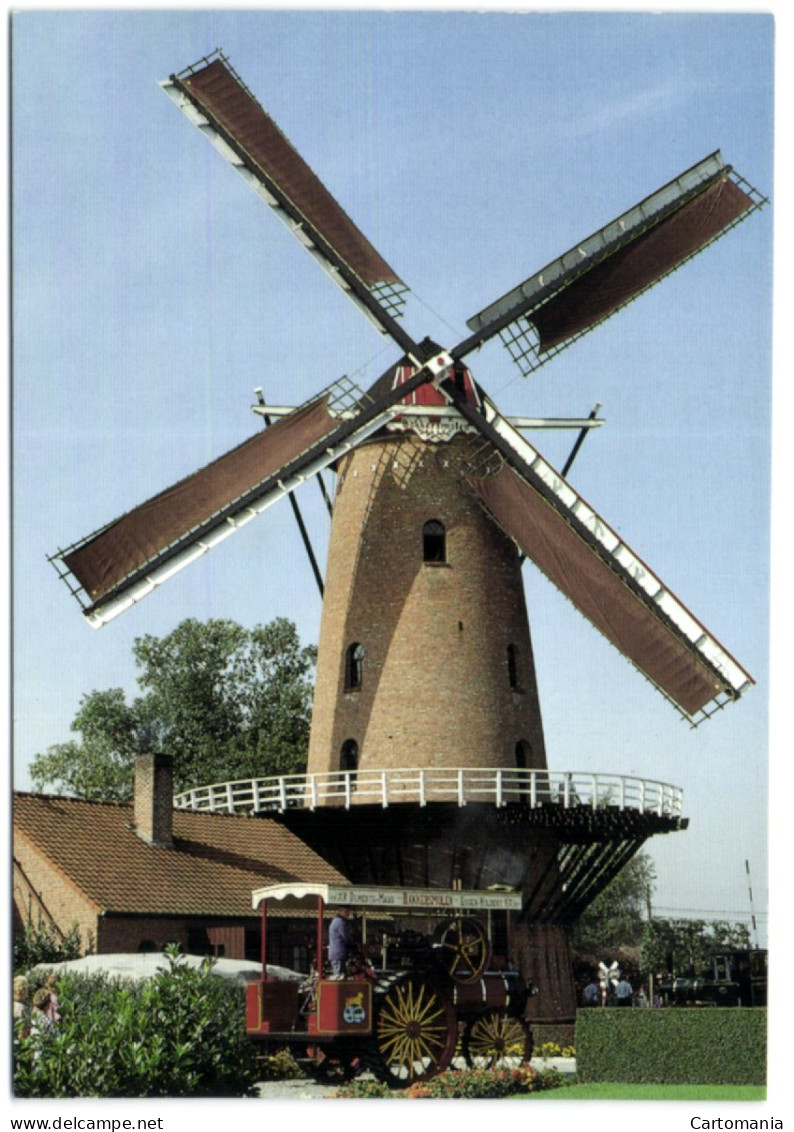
251;400;604;432
511;415;603;431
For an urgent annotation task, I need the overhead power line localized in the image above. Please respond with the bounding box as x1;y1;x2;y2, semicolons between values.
652;907;767;918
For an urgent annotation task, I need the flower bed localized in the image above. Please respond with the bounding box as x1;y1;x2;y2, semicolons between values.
337;1065;565;1099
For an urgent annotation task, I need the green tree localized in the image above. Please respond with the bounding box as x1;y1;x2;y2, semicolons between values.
30;617;316;800
640;917;752;977
28;688;142;802
570;852;657;954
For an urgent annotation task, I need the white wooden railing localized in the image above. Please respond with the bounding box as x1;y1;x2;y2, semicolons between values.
173;767;683;818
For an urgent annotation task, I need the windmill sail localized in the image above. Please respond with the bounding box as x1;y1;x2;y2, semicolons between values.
444;392;753;722
54;392;340;625
459;152;766;375
52;361;446;628
161;52;412;350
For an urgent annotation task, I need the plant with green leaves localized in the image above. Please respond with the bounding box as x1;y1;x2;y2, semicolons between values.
336;1067;565;1099
535;1040;576;1059
13;911;86;973
13;946;260;1097
575;1006;766;1086
570;852;656;955
257;1047;306;1080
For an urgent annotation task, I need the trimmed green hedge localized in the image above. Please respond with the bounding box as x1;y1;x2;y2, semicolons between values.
575;1008;766;1085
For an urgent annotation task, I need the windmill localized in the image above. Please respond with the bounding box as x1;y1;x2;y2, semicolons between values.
50;51;766;1022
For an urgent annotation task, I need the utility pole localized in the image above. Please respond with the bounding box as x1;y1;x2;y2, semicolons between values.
745;859;759;947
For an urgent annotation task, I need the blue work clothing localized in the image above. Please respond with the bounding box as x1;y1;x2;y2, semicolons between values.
329;914;354;967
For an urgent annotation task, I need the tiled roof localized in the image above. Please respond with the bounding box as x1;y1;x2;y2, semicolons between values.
13;792;347;919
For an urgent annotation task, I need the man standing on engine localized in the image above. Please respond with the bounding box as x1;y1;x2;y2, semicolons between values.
329;906;354;978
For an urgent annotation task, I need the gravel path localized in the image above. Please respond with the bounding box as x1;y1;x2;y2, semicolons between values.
255;1078;348;1099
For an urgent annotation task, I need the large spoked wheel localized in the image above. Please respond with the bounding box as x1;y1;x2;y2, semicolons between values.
366;973;457;1087
433;917;491;983
462;1012;533;1068
297;1043;362;1083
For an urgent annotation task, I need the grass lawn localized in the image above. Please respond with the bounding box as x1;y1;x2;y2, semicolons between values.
523;1082;766;1101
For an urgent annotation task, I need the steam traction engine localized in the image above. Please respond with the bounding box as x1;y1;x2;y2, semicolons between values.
245;883;533;1086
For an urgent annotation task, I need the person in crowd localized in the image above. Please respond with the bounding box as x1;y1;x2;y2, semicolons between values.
615;975;634;1006
42;974;60;1023
12;975;29;1021
30;985;57;1032
583;979;600;1006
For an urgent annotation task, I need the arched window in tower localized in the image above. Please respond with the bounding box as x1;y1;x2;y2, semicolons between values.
515;740;531;770
507;644;518;689
423;519;446;563
340;739;359;784
345;643;365;690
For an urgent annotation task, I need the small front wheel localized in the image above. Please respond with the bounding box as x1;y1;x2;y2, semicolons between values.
462;1012;532;1068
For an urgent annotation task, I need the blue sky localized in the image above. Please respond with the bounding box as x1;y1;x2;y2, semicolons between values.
12;9;775;959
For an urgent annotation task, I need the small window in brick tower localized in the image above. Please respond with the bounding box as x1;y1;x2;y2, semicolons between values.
345;643;365;690
423;519;446;562
507;644;518;689
341;739;359;781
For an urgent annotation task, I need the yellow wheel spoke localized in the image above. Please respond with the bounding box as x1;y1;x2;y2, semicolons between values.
468;1013;526;1066
376;977;453;1080
414;996;443;1026
423;1041;443;1057
437;919;488;979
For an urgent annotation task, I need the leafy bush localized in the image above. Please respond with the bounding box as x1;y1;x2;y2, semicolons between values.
14;916;86;973
257;1047;306;1080
576;1008;766;1085
336;1066;565;1099
13;946;260;1097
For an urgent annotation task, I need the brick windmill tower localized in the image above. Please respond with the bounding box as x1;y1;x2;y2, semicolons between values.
52;52;763;1022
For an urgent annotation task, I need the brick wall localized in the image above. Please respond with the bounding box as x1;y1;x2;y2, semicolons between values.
13;836;100;952
308;432;548;778
13;838;263;958
96;916;191;954
96;917;256;957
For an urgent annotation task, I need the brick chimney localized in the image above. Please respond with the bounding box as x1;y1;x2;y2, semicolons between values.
134;753;174;847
